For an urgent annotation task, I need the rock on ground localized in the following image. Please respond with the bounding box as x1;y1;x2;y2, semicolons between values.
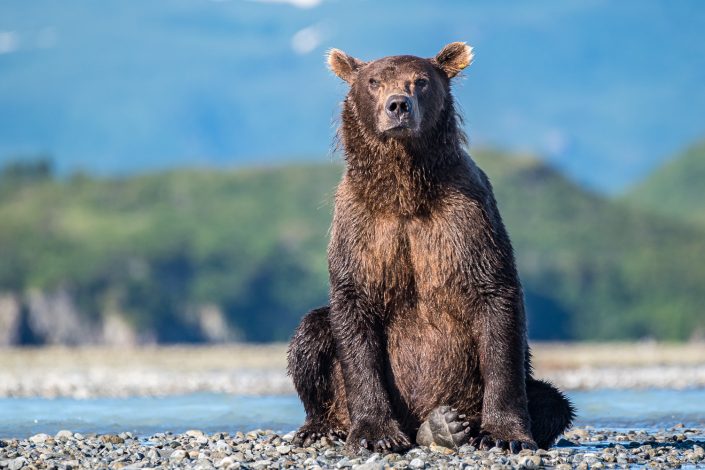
0;426;703;469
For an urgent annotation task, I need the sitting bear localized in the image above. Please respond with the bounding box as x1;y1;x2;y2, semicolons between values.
287;42;574;454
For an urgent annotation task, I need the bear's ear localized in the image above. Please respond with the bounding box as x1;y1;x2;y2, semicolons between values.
327;48;366;84
434;42;474;78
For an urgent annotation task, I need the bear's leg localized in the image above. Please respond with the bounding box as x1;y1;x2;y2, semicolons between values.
415;406;480;448
526;379;575;449
287;306;347;446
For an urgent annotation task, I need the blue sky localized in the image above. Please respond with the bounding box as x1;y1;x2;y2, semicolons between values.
1;0;704;192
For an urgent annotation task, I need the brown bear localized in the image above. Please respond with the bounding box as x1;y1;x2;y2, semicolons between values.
287;42;574;454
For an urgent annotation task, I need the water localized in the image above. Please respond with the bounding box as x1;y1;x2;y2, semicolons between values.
1;389;704;439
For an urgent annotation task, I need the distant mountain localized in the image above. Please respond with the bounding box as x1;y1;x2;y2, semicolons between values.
1;0;705;192
624;140;705;227
1;149;704;344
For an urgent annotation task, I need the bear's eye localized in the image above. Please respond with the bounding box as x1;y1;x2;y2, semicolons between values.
368;78;380;89
415;78;429;89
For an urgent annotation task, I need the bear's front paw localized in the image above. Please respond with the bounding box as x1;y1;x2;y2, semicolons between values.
470;430;537;454
292;420;347;447
346;419;411;453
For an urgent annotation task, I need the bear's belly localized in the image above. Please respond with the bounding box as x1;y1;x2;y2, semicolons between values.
385;300;484;422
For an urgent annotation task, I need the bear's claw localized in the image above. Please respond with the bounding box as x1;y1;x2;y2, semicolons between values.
292;422;347;447
470;431;538;453
346;421;411;453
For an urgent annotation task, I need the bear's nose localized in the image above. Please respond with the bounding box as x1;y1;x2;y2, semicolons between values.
385;94;413;120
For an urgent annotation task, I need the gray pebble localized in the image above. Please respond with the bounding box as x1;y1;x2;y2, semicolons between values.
170;449;188;461
215;456;234;467
8;457;27;470
352;464;383;470
518;454;541;468
28;433;50;444
55;429;73;441
251;459;272;469
276;444;292;454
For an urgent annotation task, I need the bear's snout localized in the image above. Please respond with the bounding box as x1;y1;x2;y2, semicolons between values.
382;93;420;134
385;94;413;122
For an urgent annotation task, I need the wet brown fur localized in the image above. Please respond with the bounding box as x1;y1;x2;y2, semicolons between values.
288;44;573;453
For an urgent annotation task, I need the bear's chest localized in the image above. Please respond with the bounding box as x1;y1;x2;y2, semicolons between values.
356;210;469;311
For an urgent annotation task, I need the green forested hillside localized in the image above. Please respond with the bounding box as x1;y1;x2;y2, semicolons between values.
478;151;705;341
1;151;704;343
624;140;705;227
0;164;340;342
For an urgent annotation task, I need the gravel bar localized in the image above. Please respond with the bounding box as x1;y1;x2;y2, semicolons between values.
5;366;705;398
1;426;704;469
3;344;705;398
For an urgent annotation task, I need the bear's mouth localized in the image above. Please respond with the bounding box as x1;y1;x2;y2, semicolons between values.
381;122;419;137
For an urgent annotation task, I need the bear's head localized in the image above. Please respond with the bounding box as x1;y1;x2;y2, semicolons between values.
328;42;473;140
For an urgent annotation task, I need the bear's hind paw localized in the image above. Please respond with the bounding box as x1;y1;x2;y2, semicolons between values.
417;406;480;448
